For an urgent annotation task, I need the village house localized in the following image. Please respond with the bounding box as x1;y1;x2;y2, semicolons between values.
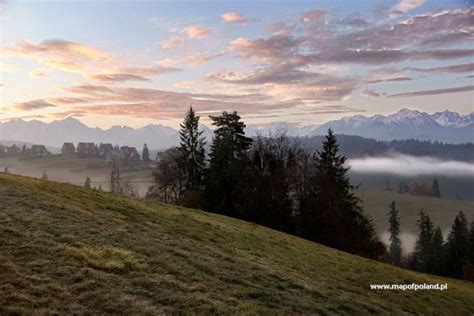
98;143;120;162
120;146;140;160
98;143;114;157
30;145;50;157
76;142;98;157
61;142;76;155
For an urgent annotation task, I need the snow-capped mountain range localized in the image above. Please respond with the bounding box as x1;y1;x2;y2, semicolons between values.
312;109;473;143
0;109;472;149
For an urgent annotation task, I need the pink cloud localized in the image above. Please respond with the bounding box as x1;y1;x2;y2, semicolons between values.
221;12;249;24
184;25;212;39
393;0;426;14
160;35;184;50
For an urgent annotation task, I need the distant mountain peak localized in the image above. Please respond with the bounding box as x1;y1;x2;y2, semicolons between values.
51;117;86;127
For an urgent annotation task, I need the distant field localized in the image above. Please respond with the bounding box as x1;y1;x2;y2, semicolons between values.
359;189;474;252
360;189;474;233
2;155;473;246
1;173;473;314
0;156;154;196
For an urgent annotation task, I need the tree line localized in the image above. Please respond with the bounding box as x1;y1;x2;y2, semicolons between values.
298;135;474;161
388;202;474;281
147;107;385;259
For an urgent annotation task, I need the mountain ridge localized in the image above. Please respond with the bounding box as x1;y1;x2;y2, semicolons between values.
0;109;472;148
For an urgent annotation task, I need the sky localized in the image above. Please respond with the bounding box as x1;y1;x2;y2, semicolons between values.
0;0;473;128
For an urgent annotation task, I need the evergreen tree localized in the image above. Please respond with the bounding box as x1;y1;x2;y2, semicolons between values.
411;212;434;272
299;129;384;258
142;143;150;161
204;111;252;215
388;201;402;265
177;106;206;191
432;178;441;198
84;177;91;188
445;211;470;278
464;220;474;280
41;170;48;180
470;221;474;262
3;167;9;174
431;226;445;275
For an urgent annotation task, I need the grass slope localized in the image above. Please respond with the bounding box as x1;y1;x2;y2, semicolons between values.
0;174;473;315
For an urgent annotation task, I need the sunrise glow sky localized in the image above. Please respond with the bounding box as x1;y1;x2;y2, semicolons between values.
1;0;473;128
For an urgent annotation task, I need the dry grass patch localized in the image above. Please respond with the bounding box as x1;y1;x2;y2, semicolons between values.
65;243;144;273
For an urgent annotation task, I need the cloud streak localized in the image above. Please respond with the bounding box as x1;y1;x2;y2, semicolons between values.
86;73;151;83
15;99;57;111
404;63;474;74
389;85;474;97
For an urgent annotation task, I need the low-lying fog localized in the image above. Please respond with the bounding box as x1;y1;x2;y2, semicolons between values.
348;154;474;177
380;230;451;254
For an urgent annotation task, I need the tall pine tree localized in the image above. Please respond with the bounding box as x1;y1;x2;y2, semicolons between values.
177;107;206;191
411;212;434;272
432;179;441;198
142;143;150;161
204;111;252;215
388;201;402;265
470;221;474;263
445;211;470;278
431;226;445;275
299;129;384;258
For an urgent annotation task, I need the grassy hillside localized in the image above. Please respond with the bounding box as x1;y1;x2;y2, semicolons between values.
1;174;473;314
2;156;473;234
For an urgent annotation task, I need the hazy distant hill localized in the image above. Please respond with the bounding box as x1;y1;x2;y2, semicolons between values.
0;109;472;148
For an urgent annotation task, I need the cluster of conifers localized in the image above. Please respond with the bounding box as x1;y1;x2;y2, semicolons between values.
388;202;474;281
147;107;385;259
